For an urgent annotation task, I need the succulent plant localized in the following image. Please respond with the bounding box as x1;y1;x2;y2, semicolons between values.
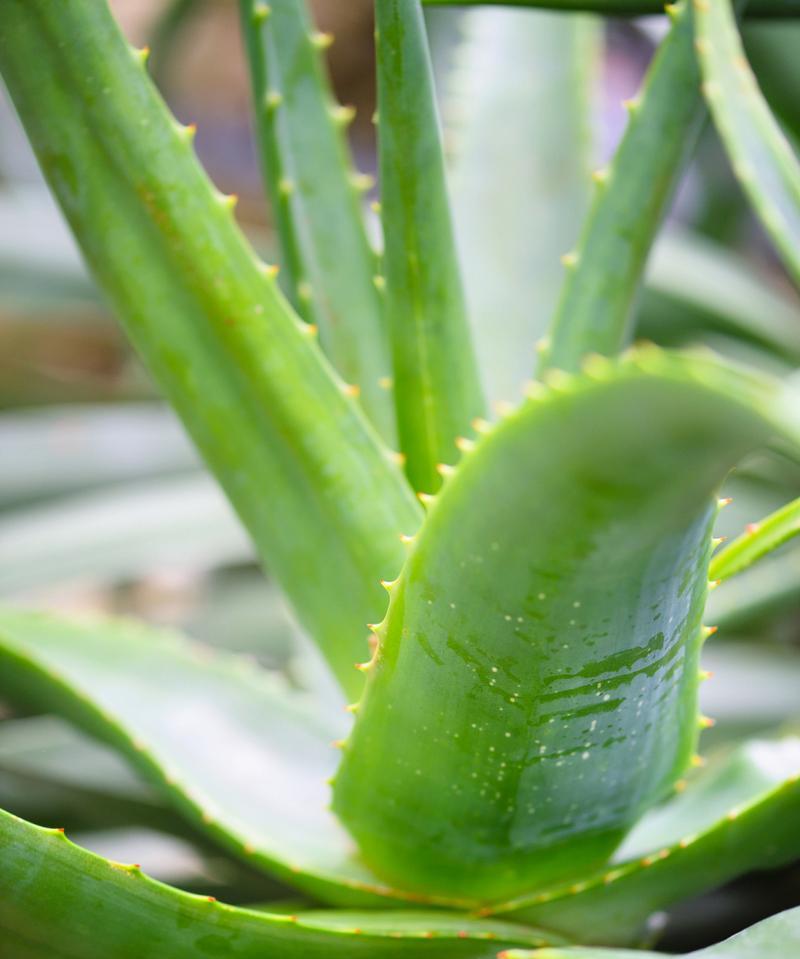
2;0;800;955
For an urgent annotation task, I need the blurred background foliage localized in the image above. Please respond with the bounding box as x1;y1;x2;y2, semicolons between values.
2;0;800;949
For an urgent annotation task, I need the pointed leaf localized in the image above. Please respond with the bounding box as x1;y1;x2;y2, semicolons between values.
710;495;800;582
539;1;704;373
0;0;421;697
695;0;800;287
376;0;484;493
239;0;394;441
446;6;598;406
334;349;800;902
0;808;561;958
0;606;480;908
500;903;800;958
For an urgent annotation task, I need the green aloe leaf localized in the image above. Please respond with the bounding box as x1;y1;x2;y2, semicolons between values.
0;808;561;959
500;903;800;958
333;349;800;903
239;0;394;441
497;736;800;944
422;0;798;12
695;0;800;287
0;0;421;698
0;474;250;598
0;606;480;908
376;0;484;494
706;544;800;629
444;5;598;407
539;1;704;374
709;496;800;582
640;227;800;365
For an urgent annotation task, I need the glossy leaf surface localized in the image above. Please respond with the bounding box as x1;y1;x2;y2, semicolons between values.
334;350;800;902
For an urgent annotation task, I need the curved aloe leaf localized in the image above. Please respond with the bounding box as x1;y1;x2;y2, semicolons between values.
498;737;800;945
445;6;598;407
695;0;800;287
0;809;560;959
539;1;704;373
0;0;422;698
500;903;800;958
422;0;799;12
239;0;394;441
710;496;800;582
333;349;800;902
376;0;484;494
0;607;484;908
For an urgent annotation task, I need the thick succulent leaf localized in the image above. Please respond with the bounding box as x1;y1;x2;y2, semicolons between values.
0;474;250;598
709;496;800;582
500;904;800;958
333;349;800;903
0;404;197;510
422;0;799;12
0;607;488;909
0;809;561;959
0;0;421;697
239;0;394;441
376;0;484;493
695;0;800;288
445;6;598;406
641;227;800;364
539;1;704;374
498;737;800;945
706;544;800;629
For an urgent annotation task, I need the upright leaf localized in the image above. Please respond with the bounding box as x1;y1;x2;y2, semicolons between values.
0;0;422;697
709;495;800;582
334;349;800;902
695;0;800;287
239;0;395;441
539;2;704;373
446;6;599;407
376;0;484;494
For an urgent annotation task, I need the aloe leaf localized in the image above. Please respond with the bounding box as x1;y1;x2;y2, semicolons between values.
0;474;250;597
422;0;798;12
498;737;800;945
376;0;484;494
239;0;394;441
706;544;800;629
0;404;197;510
445;6;598;407
709;496;800;582
640;227;800;364
333;348;800;903
539;2;704;374
0;606;485;908
500;904;800;958
0;809;561;959
0;0;422;696
695;0;800;287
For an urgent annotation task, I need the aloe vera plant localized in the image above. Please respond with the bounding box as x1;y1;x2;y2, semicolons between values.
3;0;800;954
